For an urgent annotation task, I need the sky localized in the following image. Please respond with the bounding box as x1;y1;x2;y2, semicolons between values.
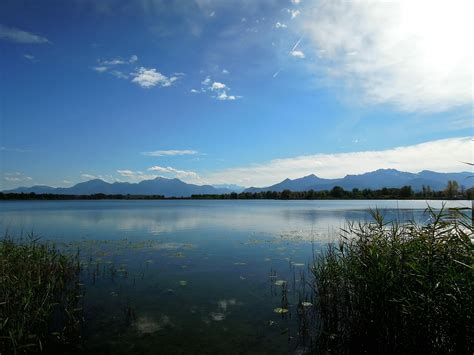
0;0;473;189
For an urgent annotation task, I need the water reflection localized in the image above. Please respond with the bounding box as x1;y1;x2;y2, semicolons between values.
0;200;470;353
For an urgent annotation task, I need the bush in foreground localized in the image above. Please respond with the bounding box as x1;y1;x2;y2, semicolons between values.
0;236;83;353
312;207;473;354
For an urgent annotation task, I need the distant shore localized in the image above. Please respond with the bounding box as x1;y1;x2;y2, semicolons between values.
1;185;472;201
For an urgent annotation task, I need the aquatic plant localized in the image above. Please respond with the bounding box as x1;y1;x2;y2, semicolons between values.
0;235;83;353
311;207;473;353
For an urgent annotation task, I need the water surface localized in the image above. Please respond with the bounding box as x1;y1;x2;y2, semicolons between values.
0;200;469;353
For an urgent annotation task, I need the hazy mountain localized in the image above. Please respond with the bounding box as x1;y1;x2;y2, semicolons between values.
3;177;232;197
212;184;246;193
3;169;473;197
244;169;473;193
245;174;335;193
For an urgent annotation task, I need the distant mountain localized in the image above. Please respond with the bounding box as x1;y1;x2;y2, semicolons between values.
3;169;473;197
244;169;473;193
212;184;246;193
245;174;334;193
3;177;232;197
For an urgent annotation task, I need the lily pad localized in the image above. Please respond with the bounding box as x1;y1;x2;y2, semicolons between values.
179;280;187;286
274;280;286;286
273;307;289;314
301;302;313;307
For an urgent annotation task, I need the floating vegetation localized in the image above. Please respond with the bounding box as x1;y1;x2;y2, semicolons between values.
273;307;288;314
179;280;187;286
217;299;237;311
291;263;305;267
134;315;170;334
169;252;186;258
152;242;196;251
274;280;286;286
210;312;225;321
301;302;312;307
233;262;247;265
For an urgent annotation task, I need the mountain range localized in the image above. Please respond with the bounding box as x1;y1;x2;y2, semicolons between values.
3;169;472;197
244;169;473;193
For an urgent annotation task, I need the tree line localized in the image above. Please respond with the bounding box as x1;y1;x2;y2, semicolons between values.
1;181;472;200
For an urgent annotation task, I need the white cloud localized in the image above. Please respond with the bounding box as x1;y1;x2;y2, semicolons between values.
291;0;301;4
0;25;49;44
290;9;300;19
131;67;180;88
100;58;126;65
3;172;32;182
197;137;474;187
142;149;199;157
148;165;199;179
190;89;200;93
216;91;237;101
290;50;305;58
210;82;227;90
129;54;138;63
116;170;158;182
93;66;108;73
23;54;35;61
110;70;128;79
275;22;287;29
299;0;473;112
222;69;229;74
199;76;241;101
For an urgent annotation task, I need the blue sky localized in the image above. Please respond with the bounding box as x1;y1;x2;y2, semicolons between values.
0;0;472;189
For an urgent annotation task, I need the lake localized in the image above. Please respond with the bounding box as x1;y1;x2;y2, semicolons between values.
0;199;470;353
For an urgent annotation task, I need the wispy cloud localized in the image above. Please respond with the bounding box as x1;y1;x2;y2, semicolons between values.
92;55;180;89
198;137;473;187
3;172;32;182
92;66;108;73
0;24;49;44
275;22;287;29
148;165;199;179
199;76;241;101
290;50;305;59
116;170;158;182
131;67;181;88
23;54;36;62
142;149;199;157
0;146;31;153
99;55;138;66
287;9;300;19
299;0;473;112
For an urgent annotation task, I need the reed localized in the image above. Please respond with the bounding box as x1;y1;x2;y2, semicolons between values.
0;235;83;354
312;207;473;354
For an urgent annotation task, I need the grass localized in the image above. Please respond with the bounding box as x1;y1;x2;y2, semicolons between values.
0;235;83;354
311;207;473;354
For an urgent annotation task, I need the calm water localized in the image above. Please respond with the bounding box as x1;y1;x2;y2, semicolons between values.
0;200;470;354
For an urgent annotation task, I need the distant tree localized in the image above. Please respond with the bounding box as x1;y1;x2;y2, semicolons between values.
330;186;345;198
399;186;413;198
281;189;291;200
444;180;459;198
466;187;474;200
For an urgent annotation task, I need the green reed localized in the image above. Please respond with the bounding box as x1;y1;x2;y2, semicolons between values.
0;235;83;354
311;207;473;354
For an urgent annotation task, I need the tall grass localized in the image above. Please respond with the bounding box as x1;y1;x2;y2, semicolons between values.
0;235;83;353
312;207;473;354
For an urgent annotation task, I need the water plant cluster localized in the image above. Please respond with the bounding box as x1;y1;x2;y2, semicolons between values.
311;207;473;353
0;235;83;354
